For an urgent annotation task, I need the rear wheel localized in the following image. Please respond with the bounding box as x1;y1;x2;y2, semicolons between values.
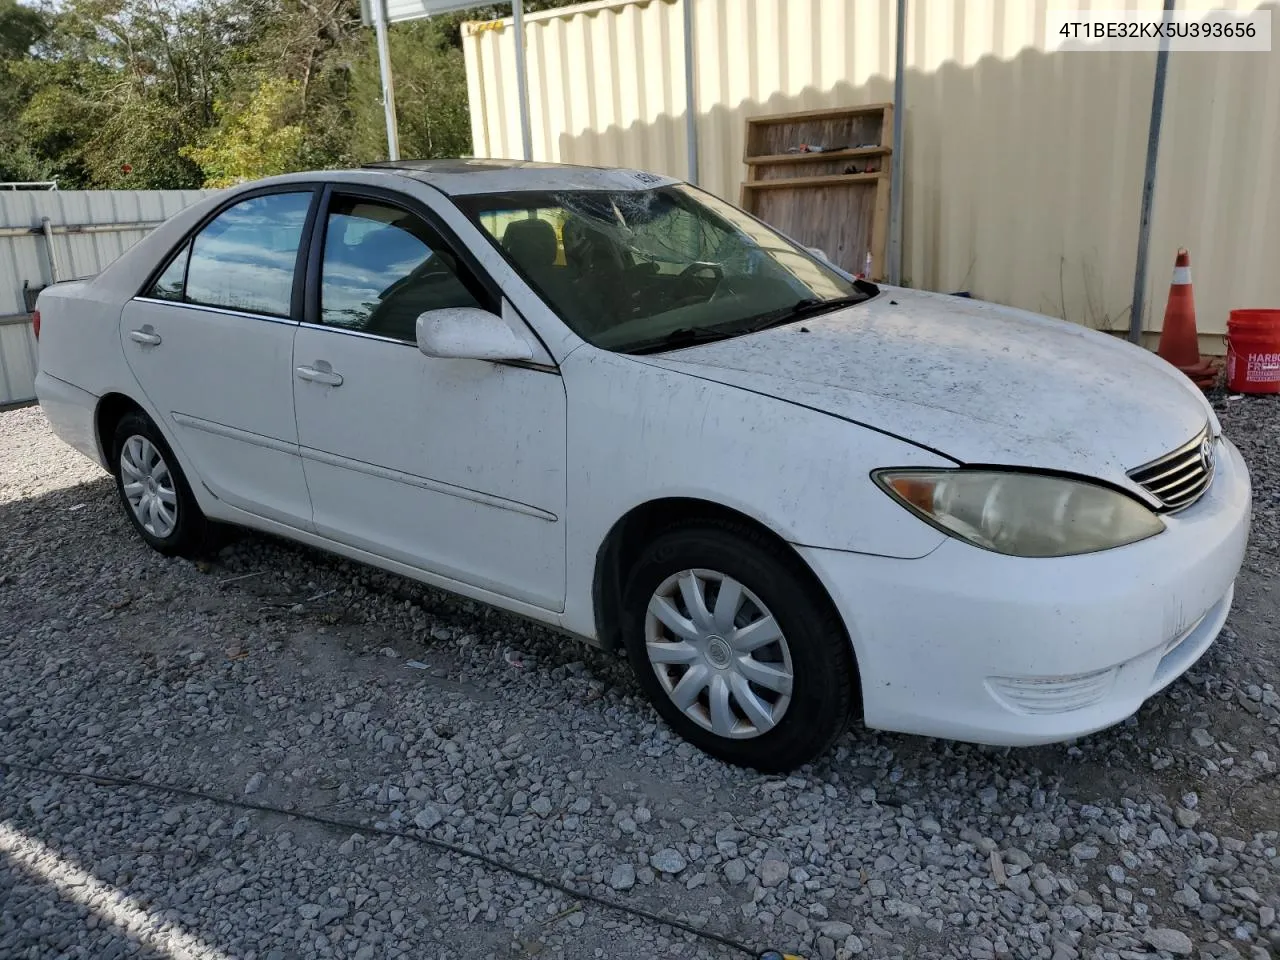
112;412;209;557
621;521;856;772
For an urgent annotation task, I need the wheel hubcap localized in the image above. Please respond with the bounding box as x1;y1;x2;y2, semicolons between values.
119;435;178;539
644;569;794;740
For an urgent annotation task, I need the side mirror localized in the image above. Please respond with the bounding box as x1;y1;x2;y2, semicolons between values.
416;307;534;362
805;245;830;263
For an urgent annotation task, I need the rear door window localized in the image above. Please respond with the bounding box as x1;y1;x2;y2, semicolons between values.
183;192;312;318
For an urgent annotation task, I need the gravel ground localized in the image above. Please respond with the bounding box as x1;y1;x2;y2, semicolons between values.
1;396;1278;960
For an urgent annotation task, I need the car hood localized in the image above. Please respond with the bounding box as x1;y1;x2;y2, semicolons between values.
641;287;1213;483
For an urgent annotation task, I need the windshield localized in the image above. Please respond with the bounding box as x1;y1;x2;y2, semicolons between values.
456;184;873;353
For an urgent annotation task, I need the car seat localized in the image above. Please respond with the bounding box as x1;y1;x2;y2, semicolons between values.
501;218;558;279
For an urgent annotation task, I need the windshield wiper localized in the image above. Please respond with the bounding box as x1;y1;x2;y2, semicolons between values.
625;326;742;355
743;293;868;333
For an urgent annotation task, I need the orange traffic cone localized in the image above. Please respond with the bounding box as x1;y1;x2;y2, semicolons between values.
1156;248;1217;388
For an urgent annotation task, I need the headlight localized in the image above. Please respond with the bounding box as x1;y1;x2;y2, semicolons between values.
873;469;1165;557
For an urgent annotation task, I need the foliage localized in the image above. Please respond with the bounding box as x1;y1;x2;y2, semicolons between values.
345;18;472;164
0;0;583;189
182;78;307;187
0;0;52;181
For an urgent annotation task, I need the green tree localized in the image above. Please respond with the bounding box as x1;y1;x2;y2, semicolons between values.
0;0;52;182
0;0;586;188
182;78;307;186
345;17;472;164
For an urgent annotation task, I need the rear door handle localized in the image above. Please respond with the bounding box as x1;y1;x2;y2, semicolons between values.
295;363;343;387
129;328;162;346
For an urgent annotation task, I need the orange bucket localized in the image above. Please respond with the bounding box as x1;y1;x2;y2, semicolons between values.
1226;309;1280;394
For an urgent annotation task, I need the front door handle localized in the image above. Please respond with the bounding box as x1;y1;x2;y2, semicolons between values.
129;328;162;346
295;362;343;387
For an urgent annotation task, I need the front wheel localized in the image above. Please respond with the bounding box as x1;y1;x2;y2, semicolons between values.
112;411;209;557
621;521;857;772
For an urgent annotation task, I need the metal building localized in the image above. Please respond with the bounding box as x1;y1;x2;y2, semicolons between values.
460;0;1280;350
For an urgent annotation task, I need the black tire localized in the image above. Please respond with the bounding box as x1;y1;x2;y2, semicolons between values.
111;411;210;558
621;519;857;772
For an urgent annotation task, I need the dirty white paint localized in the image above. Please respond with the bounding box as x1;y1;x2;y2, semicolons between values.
798;499;1245;744
34;166;1252;749
644;285;1214;487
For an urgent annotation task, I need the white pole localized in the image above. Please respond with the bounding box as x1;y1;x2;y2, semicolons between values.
1128;0;1176;344
887;0;906;285
373;0;401;161
513;0;533;160
682;0;699;184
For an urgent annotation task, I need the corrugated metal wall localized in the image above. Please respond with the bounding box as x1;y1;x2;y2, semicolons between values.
0;189;217;406
462;0;1280;348
465;0;691;174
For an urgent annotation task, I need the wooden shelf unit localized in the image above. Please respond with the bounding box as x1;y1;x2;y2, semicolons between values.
745;145;890;167
739;103;894;280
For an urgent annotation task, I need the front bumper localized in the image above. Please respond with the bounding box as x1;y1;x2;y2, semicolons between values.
799;436;1251;746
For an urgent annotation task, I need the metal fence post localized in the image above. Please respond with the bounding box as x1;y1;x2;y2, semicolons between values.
40;217;61;283
683;0;699;184
887;0;907;285
1129;0;1176;344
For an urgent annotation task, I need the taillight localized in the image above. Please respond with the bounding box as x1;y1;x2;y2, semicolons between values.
32;309;40;340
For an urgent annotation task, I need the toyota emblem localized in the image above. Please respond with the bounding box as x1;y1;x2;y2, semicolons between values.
1200;438;1215;474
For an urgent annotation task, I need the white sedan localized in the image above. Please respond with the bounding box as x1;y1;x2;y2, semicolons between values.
34;161;1250;772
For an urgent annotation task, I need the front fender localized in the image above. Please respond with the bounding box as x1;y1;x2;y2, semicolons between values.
558;348;950;638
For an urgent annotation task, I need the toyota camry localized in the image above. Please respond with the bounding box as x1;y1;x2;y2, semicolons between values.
34;160;1250;772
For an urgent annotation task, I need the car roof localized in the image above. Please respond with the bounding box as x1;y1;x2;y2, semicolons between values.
361;158;684;196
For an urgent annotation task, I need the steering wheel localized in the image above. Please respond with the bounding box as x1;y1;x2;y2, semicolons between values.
378;253;458;301
679;261;724;281
671;261;725;309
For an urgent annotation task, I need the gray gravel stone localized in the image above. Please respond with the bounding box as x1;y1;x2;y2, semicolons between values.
723;858;746;885
649;849;686;875
413;806;442;830
1006;873;1033;899
780;908;809;932
609;864;636;891
1144;928;1194;955
758;858;790;887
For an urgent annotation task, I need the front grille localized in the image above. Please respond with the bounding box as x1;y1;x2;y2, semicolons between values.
1128;426;1214;511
